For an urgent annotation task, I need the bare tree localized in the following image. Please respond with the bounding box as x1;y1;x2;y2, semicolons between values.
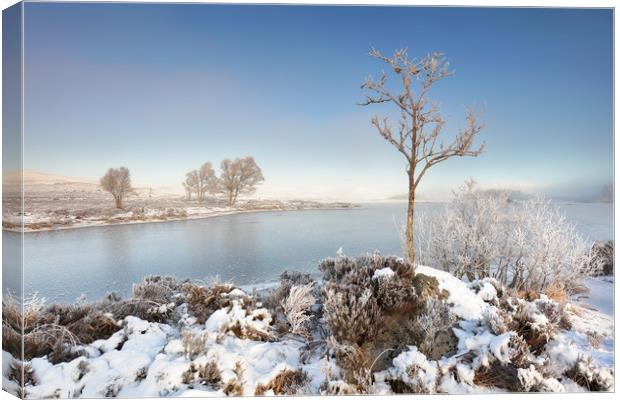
196;162;217;202
183;171;199;201
183;162;217;202
217;157;265;206
360;47;485;264
100;166;132;209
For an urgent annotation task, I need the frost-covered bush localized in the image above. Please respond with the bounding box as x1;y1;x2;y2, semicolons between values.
132;275;181;305
416;180;600;294
414;298;457;359
323;284;381;345
326;338;372;391
281;283;315;337
482;290;570;355
319;252;417;345
383;346;439;393
2;292;117;364
564;355;614;391
318;252;459;391
181;281;237;324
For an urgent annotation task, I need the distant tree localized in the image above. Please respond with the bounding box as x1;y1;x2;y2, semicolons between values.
217;157;265;206
184;171;199;201
360;48;485;264
196;162;217;202
182;180;193;201
183;162;217;202
100;166;132;209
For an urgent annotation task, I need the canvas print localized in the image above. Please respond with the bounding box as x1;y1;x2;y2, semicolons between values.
1;1;615;397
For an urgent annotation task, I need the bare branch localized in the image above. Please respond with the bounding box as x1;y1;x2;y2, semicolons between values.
359;47;485;263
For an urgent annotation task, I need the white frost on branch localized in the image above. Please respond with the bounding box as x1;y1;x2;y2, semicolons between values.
281;283;315;336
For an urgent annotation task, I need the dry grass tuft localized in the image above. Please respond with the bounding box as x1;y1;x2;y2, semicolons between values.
132;275;181;305
2;293;86;363
254;369;309;395
223;379;244;396
473;362;521;391
586;331;604;348
182;282;235;324
564;355;614;391
182;360;221;387
181;329;208;360
543;281;569;304
228;321;274;342
222;361;245;396
2;277;186;365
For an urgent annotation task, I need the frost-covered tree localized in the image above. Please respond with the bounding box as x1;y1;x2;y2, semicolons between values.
183;162;217;202
217;157;264;206
360;48;485;264
100;166;132;209
182;180;193;201
416;180;600;294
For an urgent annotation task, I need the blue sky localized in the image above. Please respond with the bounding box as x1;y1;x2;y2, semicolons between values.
21;3;613;201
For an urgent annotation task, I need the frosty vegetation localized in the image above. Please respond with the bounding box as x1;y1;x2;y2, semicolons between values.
183;157;265;206
360;47;485;263
100;167;132;209
416;180;603;295
2;253;613;397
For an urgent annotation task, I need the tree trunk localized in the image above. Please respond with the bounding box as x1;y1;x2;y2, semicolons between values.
115;195;123;209
406;167;416;265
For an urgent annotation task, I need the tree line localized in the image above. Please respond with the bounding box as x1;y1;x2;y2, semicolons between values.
183;157;264;205
100;156;264;209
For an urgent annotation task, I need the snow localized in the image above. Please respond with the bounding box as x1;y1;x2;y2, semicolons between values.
9;265;614;397
372;267;395;280
416;265;487;320
577;276;614;317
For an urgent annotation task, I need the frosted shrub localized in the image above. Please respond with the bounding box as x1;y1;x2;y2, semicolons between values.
565;355;614;391
387;346;439;393
319;252;417;344
414;298;457;359
323;285;381;344
417;180;600;294
181;281;236;324
281;283;315;337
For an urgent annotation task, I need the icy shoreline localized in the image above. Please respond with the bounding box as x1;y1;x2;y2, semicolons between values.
3;201;358;233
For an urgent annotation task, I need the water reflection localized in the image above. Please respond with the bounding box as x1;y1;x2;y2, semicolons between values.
9;202;612;303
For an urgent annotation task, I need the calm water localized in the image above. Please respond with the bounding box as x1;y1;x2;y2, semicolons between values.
3;202;613;302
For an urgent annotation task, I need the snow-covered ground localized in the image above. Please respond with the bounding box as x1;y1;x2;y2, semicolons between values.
4;265;613;397
577;276;614;317
3;201;356;233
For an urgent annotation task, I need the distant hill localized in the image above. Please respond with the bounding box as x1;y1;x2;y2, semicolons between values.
3;170;175;197
595;183;613;203
3;170;96;185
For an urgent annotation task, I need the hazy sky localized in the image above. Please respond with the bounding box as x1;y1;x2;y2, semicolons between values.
21;3;613;201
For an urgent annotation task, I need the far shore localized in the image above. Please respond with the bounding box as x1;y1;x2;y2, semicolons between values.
3;202;360;233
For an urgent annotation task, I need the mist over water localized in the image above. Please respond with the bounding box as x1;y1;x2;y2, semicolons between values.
3;202;612;303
